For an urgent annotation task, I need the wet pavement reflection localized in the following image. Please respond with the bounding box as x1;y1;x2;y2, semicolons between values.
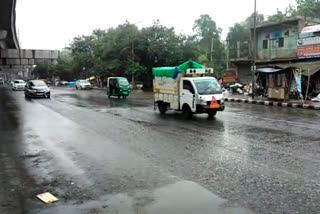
1;86;320;214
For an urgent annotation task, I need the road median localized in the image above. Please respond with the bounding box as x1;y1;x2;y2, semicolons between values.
224;96;320;110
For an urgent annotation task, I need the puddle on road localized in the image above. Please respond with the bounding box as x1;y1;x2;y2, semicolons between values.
54;94;149;110
37;180;254;214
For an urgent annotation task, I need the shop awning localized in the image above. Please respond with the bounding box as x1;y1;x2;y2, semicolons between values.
274;62;320;76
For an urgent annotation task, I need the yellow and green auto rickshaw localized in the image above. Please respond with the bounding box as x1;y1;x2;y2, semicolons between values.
106;77;131;99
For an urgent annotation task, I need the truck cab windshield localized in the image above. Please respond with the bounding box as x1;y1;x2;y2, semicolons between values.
193;79;222;95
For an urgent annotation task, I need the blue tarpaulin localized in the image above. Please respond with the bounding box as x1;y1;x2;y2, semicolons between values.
68;82;75;87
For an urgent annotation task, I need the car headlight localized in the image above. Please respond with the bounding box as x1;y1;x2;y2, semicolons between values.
200;98;206;105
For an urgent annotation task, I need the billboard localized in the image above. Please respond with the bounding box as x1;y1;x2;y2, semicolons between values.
298;25;320;59
297;42;320;58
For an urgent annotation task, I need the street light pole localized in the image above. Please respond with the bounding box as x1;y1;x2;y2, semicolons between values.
252;0;257;99
130;21;142;89
131;40;135;88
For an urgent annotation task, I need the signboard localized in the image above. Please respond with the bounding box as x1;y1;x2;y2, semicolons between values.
297;44;320;58
297;37;320;58
300;24;320;34
298;24;320;59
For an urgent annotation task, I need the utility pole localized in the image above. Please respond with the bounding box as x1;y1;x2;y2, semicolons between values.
131;40;135;88
130;21;142;89
225;39;229;70
251;0;257;98
210;37;214;63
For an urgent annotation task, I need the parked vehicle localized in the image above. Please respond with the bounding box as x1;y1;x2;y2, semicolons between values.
11;79;26;90
60;81;69;85
153;61;225;119
24;80;50;98
106;77;131;99
75;80;92;90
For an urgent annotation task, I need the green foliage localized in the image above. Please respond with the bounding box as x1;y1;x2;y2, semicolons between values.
53;50;75;80
245;13;265;27
267;9;286;23
227;23;250;59
52;16;226;86
192;14;225;76
226;13;264;60
288;0;320;18
193;14;221;40
32;61;55;79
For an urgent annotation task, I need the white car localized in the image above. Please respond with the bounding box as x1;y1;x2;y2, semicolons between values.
11;79;26;90
75;80;92;90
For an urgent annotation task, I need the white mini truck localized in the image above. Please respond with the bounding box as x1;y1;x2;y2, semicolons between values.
153;61;225;119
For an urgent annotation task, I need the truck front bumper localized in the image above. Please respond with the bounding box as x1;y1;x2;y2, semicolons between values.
196;104;225;113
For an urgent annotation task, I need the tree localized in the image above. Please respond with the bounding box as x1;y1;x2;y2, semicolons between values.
267;9;286;23
69;35;95;78
138;21;186;87
179;35;200;62
53;50;75;81
193;14;221;40
227;13;265;60
245;13;265;27
288;0;320;18
54;17;230;88
227;23;250;59
32;60;55;79
192;14;225;76
127;59;146;81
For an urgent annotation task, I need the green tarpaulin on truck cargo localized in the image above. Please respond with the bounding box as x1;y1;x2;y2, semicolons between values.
177;61;204;71
152;67;177;78
152;61;204;78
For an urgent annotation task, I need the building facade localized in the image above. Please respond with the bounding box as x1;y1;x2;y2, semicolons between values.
231;16;320;88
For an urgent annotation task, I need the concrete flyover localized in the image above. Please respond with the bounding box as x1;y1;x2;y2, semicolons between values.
0;0;59;80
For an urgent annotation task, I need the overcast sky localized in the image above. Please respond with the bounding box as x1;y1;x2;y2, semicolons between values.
16;0;295;50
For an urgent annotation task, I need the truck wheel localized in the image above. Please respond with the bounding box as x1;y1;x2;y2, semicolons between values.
182;105;192;119
158;102;167;114
123;95;127;100
208;111;217;119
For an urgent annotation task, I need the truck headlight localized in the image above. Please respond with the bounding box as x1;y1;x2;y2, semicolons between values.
200;98;206;105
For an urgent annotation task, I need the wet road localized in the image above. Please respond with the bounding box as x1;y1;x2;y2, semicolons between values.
1;86;320;214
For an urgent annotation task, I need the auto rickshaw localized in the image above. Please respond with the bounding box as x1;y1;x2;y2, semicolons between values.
106;77;131;99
